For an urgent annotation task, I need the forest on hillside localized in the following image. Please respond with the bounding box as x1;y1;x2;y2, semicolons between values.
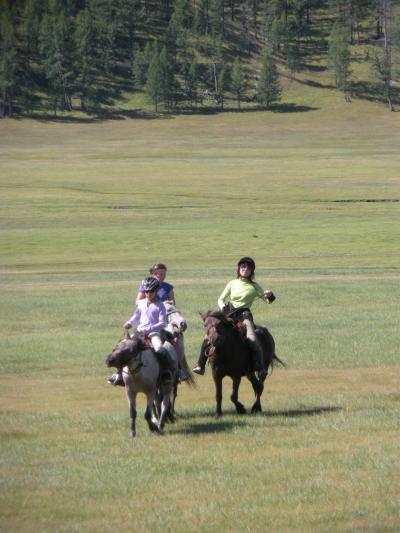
0;0;399;118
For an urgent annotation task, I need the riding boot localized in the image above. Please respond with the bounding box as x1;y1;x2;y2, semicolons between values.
107;368;124;386
192;338;208;375
248;339;267;380
155;347;174;384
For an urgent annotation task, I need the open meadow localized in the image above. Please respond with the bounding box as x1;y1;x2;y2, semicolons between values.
1;88;400;531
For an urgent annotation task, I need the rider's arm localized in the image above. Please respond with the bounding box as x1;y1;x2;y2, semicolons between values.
136;280;146;303
167;288;175;303
218;281;232;310
124;306;141;328
254;282;275;303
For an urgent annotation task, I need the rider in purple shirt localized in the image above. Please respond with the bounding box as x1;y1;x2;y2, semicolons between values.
107;277;175;386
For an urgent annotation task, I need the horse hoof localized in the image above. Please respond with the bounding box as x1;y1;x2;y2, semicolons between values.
215;412;222;418
129;430;136;437
236;403;246;415
251;403;262;414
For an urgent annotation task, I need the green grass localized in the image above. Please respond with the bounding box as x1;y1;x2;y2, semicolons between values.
1;84;400;531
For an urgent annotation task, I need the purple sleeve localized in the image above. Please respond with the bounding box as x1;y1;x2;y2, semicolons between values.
127;307;141;326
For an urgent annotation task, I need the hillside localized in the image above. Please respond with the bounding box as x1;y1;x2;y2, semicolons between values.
0;0;399;118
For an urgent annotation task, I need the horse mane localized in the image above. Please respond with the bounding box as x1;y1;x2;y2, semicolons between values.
205;310;234;324
130;335;147;352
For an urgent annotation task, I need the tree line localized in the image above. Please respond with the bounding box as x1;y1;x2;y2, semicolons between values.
0;0;398;117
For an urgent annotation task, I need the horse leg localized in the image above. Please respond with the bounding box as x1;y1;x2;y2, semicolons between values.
145;392;160;433
128;395;137;438
214;374;223;417
247;373;264;414
230;376;246;414
166;381;177;423
159;394;171;432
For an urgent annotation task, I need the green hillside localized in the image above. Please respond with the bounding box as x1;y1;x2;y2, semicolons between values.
1;0;399;117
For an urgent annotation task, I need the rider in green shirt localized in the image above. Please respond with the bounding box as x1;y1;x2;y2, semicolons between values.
193;257;275;378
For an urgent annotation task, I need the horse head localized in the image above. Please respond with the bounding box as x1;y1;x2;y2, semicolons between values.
105;334;146;368
200;311;232;346
164;300;187;333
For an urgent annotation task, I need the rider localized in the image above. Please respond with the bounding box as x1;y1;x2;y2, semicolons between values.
192;257;275;379
107;277;176;386
136;263;175;303
137;263;189;381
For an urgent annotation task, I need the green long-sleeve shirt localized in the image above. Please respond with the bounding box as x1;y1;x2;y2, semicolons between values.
218;277;266;310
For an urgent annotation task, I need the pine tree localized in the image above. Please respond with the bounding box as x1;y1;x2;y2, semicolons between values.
146;45;162;111
39;0;75;114
74;4;100;111
193;0;210;35
231;56;244;109
210;0;225;38
257;47;281;108
187;56;199;106
216;62;228;109
285;41;302;79
19;0;44;114
159;45;179;111
328;24;351;98
0;2;17;117
132;43;147;89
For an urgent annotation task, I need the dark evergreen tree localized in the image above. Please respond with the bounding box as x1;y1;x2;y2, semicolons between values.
328;23;351;98
231;56;245;108
216;61;228;108
257;47;281;107
74;4;102;111
210;0;225;38
159;45;179;111
39;0;75;114
132;43;148;88
187;56;199;105
146;45;162;111
193;0;210;35
0;1;17;117
19;0;44;114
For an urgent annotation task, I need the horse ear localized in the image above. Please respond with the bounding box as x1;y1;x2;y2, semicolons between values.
199;312;206;321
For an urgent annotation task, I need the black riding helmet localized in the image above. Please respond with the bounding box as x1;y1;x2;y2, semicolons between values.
238;257;255;270
142;276;161;292
237;256;256;279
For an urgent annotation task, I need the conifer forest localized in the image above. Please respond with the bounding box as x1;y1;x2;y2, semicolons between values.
0;0;399;117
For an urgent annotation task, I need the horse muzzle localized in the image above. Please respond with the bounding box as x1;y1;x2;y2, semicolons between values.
106;354;116;368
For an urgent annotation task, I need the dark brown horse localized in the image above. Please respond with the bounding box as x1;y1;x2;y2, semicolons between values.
200;311;285;417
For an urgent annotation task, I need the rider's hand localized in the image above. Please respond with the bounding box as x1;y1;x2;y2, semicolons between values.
123;322;132;329
264;290;276;303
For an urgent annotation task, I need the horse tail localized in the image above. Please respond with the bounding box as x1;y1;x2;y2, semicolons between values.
272;353;286;369
180;357;197;388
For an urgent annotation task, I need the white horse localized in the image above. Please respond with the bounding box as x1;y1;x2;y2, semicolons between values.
164;300;195;385
106;333;177;437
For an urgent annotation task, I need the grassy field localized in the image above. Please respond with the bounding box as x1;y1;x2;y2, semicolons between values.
1;87;400;531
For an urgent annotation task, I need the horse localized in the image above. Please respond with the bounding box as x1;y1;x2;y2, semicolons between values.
105;332;177;437
200;311;285;417
161;300;196;419
164;300;196;387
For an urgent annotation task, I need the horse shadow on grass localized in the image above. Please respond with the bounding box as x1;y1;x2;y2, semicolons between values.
261;405;342;418
169;405;342;435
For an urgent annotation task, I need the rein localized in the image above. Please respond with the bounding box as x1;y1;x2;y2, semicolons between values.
126;350;144;375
